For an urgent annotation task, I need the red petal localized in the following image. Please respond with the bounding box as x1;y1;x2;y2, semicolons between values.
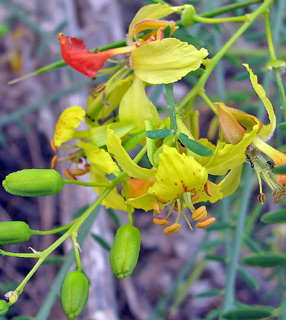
58;33;112;78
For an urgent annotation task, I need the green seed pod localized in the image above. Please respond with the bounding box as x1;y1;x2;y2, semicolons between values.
61;270;89;320
2;169;64;197
0;299;9;317
110;225;141;280
0;221;32;245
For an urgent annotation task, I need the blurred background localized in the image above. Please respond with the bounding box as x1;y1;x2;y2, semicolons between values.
0;0;286;319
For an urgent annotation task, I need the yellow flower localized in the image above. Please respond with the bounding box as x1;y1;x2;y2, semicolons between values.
214;64;286;203
53;106;85;148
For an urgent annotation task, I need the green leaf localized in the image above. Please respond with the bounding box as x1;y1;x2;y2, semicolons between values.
205;222;233;232
178;132;214;156
173;29;204;48
244;236;263;253
91;233;111;251
205;254;226;263
238;267;259;290
194;289;222;298
145;129;172;139
42;255;66;265
72;205;90;219
222;307;274;319
242;252;286;268
273;164;286;174
261;208;286;224
278;122;286;131
187;68;205;76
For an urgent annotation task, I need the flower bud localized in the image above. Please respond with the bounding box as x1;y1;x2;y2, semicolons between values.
0;300;9;316
110;225;141;280
0;221;32;245
61;271;89;320
2;169;64;197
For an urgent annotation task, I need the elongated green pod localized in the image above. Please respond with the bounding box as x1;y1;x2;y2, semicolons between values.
2;169;64;197
0;221;32;245
61;271;89;320
110;225;141;279
0;300;9;316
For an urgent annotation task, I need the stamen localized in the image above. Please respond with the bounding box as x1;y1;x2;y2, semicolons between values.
182;207;193;230
204;180;213;197
163;223;181;234
50;139;58;153
197;217;216;229
192;206;207;221
64;169;77;180
153;217;169;226
152;203;162;214
51;155;58;169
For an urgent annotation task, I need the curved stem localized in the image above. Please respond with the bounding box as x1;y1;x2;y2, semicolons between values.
63;179;110;188
31;222;75;236
194;15;247;24
177;0;274;111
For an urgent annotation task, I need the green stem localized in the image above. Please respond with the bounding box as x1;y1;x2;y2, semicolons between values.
263;6;286;120
200;0;262;18
122;180;133;226
275;69;286;121
31;222;75;236
165;83;177;136
198;89;218;115
72;234;83;271
177;0;274;111
0;249;39;259
220;166;253;315
264;10;277;61
194;15;248;24
63;179;110;188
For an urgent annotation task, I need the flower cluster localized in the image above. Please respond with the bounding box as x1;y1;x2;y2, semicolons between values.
51;3;286;235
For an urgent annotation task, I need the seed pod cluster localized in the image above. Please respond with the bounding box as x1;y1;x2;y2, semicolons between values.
110;225;141;279
2;169;64;197
0;221;32;245
61;270;89;320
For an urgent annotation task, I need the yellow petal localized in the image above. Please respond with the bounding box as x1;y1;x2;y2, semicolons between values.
106;128;157;179
127;193;158;211
128;4;177;42
54;106;85;147
201;123;259;175
219;165;243;198
148;145;208;200
128;4;195;42
77;141;118;174
132;38;208;84
119;77;159;130
243;64;276;139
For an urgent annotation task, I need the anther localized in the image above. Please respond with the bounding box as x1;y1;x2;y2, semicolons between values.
153;217;169;226
196;217;216;229
50;140;58;153
152;204;162;214
163;223;181;234
192;206;207;221
204;180;213;197
257;192;265;204
64;169;77;180
51;155;58;169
